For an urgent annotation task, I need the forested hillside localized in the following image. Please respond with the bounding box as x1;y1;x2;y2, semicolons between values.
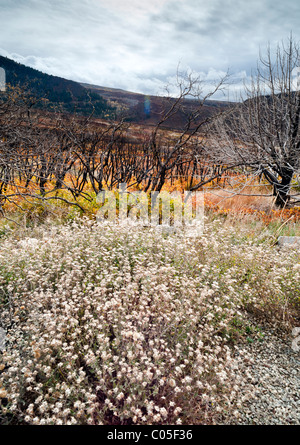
0;55;115;118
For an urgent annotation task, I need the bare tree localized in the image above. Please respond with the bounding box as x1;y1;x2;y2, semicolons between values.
0;71;237;221
0;87;87;218
139;69;234;193
210;36;300;208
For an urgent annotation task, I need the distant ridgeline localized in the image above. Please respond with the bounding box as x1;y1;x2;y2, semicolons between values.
0;55;116;118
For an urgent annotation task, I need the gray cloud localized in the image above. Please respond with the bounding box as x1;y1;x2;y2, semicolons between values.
0;0;299;99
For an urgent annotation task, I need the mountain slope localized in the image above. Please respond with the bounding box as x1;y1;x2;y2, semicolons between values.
81;83;233;129
0;55;115;118
0;54;232;128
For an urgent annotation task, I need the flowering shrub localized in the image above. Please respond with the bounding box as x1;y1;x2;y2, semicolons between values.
0;217;299;424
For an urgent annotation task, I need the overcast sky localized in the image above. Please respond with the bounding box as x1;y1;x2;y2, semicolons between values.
0;0;300;99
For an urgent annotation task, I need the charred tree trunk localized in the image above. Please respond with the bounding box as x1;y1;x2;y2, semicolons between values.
274;167;294;207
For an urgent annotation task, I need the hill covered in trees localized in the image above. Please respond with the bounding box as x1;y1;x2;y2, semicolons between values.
0;55;115;118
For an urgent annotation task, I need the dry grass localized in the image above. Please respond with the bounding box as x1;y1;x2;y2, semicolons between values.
205;186;274;213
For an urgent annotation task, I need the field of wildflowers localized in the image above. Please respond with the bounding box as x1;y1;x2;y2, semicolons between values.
0;211;299;425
